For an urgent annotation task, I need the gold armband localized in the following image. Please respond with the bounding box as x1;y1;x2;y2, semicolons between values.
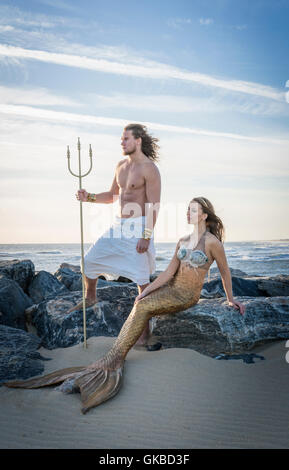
87;193;97;203
142;228;153;240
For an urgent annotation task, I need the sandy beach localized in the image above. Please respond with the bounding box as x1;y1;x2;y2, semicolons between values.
0;337;289;449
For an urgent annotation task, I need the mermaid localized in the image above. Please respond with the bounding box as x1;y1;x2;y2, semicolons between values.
5;197;245;413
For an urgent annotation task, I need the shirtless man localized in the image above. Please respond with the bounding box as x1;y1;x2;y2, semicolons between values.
68;123;161;346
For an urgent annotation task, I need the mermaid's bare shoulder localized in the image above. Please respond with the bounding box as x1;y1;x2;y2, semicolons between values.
204;232;223;258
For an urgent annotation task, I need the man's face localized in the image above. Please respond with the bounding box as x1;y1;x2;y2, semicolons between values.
121;130;138;155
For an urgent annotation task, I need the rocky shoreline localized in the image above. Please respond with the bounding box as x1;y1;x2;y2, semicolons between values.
0;258;289;383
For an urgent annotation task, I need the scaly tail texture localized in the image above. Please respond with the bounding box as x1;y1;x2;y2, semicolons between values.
5;272;202;413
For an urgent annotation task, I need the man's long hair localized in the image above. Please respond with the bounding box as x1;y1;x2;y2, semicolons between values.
124;123;160;162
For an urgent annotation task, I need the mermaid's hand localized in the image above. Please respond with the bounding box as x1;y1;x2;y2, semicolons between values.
228;300;245;315
135;291;148;303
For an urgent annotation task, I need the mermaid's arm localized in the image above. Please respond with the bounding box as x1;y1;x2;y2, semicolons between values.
211;241;245;315
209;238;234;300
209;239;244;312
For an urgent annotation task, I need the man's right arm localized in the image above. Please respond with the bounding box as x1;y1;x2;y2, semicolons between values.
76;162;122;204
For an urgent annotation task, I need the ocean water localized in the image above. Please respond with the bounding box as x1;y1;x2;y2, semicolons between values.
0;239;289;277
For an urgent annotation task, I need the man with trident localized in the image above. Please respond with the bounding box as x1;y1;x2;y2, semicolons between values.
67;123;161;348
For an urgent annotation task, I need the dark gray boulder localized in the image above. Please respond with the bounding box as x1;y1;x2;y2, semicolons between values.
27;270;69;303
0;325;49;384
54;263;136;291
208;267;248;279
0;259;35;293
29;276;289;356
150;296;289;356
251;275;289;296
31;281;138;349
0;274;33;330
201;275;289;299
54;266;82;292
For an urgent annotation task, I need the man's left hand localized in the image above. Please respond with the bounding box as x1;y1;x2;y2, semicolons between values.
136;238;150;253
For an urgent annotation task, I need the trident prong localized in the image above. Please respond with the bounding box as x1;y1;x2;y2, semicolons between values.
67;140;92;179
66;138;93;349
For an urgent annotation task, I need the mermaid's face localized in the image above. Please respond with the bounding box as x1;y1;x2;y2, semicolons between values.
187;201;206;225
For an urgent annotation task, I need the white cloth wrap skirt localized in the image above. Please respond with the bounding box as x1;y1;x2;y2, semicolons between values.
83;215;156;286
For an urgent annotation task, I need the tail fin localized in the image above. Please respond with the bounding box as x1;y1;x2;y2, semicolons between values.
4;363;124;414
4;366;86;389
76;366;124;414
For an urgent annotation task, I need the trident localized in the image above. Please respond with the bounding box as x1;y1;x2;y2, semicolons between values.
66;138;93;348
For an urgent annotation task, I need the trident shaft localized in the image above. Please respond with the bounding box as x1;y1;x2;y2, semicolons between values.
67;138;93;348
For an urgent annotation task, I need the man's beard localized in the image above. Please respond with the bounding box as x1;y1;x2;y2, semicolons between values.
123;149;135;155
123;144;137;156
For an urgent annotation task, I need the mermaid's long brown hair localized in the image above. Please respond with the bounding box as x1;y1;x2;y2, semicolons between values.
124;123;160;162
192;197;225;243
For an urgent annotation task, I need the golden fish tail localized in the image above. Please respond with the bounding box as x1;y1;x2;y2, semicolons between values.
4;279;196;413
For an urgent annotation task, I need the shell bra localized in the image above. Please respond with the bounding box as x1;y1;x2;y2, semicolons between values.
177;229;210;271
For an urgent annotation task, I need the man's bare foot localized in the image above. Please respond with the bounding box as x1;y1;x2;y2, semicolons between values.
134;324;150;348
134;334;149;348
67;297;97;314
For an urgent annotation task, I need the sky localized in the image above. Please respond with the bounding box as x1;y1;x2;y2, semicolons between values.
0;0;289;243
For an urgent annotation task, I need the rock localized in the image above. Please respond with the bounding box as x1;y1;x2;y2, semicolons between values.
201;276;262;298
0;274;33;330
201;275;289;299
116;276;136;283
150;296;289;356
0;259;35;293
30;282;138;349
28;270;69;303
214;353;265;363
59;262;81;273
208;267;248;279
55;264;137;291
254;275;289;297
0;325;50;384
150;270;162;282
54;266;83;291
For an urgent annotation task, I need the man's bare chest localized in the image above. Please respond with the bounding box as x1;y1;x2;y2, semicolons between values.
117;166;145;191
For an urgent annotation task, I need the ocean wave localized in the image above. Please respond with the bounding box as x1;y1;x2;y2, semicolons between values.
36;251;62;254
237;258;289;264
0;252;30;256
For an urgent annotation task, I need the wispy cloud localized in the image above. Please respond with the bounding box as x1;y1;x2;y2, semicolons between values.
82;91;289;116
0;44;285;102
0;25;14;32
0;3;88;32
35;0;81;13
199;18;214;26
0;85;81;107
0;103;288;146
234;24;247;30
1;83;288;117
167;17;192;29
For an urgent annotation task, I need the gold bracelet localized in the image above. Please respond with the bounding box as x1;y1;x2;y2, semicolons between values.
87;193;97;202
142;228;153;240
